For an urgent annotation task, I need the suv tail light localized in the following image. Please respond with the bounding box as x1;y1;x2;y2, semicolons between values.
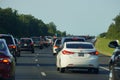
30;42;34;45
62;50;74;55
89;51;99;55
8;45;16;49
0;56;11;64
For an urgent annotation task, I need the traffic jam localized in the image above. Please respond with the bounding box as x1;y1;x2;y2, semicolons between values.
0;34;119;80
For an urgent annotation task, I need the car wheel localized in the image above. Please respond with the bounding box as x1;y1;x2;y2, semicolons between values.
57;67;60;71
59;68;65;73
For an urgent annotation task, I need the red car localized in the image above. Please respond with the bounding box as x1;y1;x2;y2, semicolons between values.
0;39;15;80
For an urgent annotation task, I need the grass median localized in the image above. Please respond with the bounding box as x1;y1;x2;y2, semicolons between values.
95;37;115;56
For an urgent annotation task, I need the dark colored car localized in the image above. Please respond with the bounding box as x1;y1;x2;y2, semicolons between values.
31;37;44;49
108;40;120;80
0;39;15;80
0;34;17;62
60;37;86;48
14;38;21;57
20;38;35;53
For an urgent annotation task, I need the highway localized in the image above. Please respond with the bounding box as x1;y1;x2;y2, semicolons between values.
15;47;110;80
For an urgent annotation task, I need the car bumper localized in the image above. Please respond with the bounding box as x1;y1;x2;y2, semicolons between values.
60;56;99;68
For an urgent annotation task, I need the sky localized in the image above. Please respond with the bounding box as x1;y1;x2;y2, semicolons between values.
0;0;120;36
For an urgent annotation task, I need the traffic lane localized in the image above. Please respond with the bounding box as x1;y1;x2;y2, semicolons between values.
99;54;110;71
35;48;109;80
15;51;42;80
37;65;109;80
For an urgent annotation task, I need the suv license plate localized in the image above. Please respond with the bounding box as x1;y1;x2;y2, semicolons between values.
78;53;84;57
24;44;27;46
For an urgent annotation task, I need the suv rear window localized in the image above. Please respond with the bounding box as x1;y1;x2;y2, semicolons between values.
20;39;31;44
32;37;40;41
0;36;13;44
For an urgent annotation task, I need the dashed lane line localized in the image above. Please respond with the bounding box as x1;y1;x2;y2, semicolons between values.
41;72;46;77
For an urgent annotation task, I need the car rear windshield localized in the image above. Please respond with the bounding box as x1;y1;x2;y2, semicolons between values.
66;43;94;49
21;39;31;44
0;36;13;44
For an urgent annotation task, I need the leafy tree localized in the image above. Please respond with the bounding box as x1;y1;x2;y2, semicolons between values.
0;7;66;37
106;14;120;39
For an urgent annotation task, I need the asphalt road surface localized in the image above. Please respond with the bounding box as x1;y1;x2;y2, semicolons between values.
15;47;110;80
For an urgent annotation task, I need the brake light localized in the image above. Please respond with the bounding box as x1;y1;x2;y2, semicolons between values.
89;51;99;55
54;46;58;48
8;45;16;49
62;50;74;55
30;42;34;45
2;58;10;63
0;57;11;64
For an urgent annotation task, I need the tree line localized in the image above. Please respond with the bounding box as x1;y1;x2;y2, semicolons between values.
100;13;120;39
0;7;66;38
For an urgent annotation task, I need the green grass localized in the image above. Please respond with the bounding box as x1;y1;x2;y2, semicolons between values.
95;37;114;56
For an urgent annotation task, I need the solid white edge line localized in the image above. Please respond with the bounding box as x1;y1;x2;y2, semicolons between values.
41;72;46;76
100;66;109;71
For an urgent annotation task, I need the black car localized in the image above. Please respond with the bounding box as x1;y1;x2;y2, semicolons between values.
0;39;15;80
20;38;35;53
14;38;21;57
108;40;120;80
0;34;17;62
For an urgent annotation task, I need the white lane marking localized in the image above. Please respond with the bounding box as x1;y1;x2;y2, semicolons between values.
35;59;38;62
41;72;46;76
100;66;109;71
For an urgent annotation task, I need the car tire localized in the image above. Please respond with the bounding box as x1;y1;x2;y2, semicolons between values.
57;67;60;71
59;68;65;73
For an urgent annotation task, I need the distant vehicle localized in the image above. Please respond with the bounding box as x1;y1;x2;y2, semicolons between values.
108;40;120;80
45;36;53;46
31;37;44;49
0;39;15;80
43;37;49;47
52;38;61;55
14;38;21;57
60;37;86;48
56;42;99;73
20;38;35;53
0;34;17;62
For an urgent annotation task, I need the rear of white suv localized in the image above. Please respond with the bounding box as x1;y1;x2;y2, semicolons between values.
56;42;99;73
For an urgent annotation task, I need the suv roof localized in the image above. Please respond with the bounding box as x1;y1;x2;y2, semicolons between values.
0;34;15;45
20;38;33;43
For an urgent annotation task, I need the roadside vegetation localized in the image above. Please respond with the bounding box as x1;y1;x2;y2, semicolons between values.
95;13;120;56
0;7;66;37
95;37;115;56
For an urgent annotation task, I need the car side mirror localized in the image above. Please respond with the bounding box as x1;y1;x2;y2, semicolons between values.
108;40;119;48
